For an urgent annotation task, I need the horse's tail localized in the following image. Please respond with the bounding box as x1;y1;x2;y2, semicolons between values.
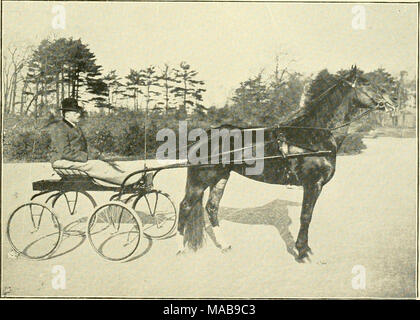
183;191;206;251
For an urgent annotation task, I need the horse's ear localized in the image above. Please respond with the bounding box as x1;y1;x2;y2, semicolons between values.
350;64;358;79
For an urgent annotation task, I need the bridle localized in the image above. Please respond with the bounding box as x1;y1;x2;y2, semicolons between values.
340;73;395;113
318;74;392;131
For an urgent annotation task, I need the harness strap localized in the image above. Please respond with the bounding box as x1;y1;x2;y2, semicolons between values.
329;108;377;131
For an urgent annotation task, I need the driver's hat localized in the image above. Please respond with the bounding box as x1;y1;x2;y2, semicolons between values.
60;98;84;113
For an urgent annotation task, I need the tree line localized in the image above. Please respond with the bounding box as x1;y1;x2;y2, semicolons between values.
3;37;206;119
3;36;417;162
4;36;416;124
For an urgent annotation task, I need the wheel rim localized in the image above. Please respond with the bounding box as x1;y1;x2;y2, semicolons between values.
132;191;177;239
87;202;142;261
7;203;62;260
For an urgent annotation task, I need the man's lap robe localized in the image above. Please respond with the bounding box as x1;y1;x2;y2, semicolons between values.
52;160;138;185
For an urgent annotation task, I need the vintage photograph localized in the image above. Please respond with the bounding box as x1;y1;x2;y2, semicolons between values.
1;1;418;298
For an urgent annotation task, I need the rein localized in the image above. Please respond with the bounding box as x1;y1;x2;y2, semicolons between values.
327;107;378;131
152;69;390;167
193;73;387;163
267;102;379;132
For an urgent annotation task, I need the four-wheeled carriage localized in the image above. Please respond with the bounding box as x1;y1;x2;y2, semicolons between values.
6;166;177;261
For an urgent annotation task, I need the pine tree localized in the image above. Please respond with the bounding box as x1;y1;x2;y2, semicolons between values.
156;64;176;115
171;62;205;117
125;69;142;111
103;70;124;108
138;66;160;113
23;37;104;115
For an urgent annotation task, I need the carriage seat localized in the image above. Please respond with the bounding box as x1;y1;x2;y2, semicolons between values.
54;168;93;179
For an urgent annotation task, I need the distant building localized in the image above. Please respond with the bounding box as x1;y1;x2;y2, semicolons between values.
397;88;416;128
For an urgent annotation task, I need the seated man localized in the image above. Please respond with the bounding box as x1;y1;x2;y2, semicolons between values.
50;98;137;185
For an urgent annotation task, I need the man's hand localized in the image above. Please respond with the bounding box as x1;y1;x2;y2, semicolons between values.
103;159;125;173
88;147;103;160
88;147;124;172
96;151;105;161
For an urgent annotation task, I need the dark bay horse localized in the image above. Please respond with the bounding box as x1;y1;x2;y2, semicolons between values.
176;66;395;262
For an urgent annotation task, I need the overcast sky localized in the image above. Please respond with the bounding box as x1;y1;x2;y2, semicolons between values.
3;1;418;107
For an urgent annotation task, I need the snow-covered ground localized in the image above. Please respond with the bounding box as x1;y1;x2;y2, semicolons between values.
1;137;417;297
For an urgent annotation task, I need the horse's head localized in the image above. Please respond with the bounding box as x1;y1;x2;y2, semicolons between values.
344;65;396;113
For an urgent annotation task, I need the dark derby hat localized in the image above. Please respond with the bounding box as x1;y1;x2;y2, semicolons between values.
61;98;84;113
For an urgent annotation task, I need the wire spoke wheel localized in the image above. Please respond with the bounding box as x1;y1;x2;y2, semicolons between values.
132;190;177;239
7;202;62;260
87;202;143;261
50;191;96;237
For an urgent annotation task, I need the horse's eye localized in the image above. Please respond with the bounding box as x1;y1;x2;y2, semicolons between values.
378;102;384;106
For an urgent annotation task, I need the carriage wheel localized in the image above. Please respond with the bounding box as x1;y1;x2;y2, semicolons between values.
132;190;177;239
7;202;62;260
86;201;143;261
50;191;96;236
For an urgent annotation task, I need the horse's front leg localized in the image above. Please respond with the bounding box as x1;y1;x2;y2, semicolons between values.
205;177;231;252
296;180;323;262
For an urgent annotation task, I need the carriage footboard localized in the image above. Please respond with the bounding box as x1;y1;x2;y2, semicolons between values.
32;178;120;192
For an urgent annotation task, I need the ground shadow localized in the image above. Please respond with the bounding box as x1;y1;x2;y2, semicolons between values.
49;234;86;259
14;220;87;260
124;237;153;262
48;219;87;258
54;219;153;261
206;199;301;258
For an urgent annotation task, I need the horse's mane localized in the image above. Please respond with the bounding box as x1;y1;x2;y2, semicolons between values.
282;69;352;126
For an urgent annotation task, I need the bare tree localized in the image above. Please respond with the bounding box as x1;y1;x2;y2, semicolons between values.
3;44;31;114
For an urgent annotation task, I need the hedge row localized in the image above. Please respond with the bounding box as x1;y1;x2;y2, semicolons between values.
3;112;368;162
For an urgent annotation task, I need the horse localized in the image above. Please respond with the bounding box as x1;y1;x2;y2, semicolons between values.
176;65;395;262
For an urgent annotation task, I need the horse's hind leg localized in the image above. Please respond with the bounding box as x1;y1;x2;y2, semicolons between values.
205;175;231;252
295;180;323;262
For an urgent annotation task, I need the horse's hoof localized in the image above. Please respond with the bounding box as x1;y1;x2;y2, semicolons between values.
295;244;313;263
176;250;186;256
221;245;232;253
296;253;311;263
296;244;312;256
